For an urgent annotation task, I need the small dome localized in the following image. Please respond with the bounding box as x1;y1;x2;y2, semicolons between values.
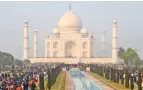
52;28;60;34
24;20;28;24
81;28;88;34
112;20;117;24
34;29;37;32
24;20;28;22
102;30;106;33
58;10;82;29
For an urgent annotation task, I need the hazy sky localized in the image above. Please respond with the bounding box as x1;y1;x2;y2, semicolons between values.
0;1;143;59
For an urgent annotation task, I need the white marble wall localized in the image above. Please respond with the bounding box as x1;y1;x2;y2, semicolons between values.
30;57;113;64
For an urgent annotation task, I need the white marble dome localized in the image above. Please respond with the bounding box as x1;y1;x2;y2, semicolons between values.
58;10;82;29
52;28;60;33
81;28;88;34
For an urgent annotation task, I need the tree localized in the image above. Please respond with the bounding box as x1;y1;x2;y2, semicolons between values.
132;55;141;68
11;64;15;72
120;48;139;65
14;59;23;66
113;69;116;82
125;69;129;88
39;74;44;90
130;75;134;90
48;70;52;90
121;71;124;85
0;51;14;67
118;47;125;58
23;59;31;67
116;70;120;83
138;72;142;90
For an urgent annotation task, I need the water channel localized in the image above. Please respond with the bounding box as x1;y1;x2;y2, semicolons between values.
70;68;103;90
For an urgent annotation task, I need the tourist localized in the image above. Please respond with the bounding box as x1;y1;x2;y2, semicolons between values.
6;84;11;90
31;81;36;90
23;82;29;90
10;84;14;90
0;85;2;90
16;84;22;90
21;83;24;90
2;85;6;90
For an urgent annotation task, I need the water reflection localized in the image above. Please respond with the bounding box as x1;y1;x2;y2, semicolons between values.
70;68;102;90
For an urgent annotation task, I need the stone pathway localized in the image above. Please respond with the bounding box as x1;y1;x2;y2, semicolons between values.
82;72;114;90
65;71;74;90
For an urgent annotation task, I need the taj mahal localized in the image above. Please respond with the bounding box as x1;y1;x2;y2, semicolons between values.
23;7;122;64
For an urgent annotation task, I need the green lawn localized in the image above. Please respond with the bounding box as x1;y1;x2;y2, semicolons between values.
89;72;138;90
36;71;66;90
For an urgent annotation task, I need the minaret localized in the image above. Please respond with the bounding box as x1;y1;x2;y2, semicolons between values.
45;32;48;58
112;20;118;63
23;20;29;60
102;30;106;57
33;30;38;58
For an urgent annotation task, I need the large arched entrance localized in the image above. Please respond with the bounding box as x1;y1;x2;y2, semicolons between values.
65;41;76;58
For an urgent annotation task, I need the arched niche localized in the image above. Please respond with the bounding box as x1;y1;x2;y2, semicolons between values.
53;51;58;57
65;41;76;58
82;51;87;58
82;42;87;49
53;42;58;49
47;42;50;49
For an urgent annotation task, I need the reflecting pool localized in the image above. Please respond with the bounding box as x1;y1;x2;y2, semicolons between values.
70;68;103;90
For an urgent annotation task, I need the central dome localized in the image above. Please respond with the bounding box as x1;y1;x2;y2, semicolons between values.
58;10;82;29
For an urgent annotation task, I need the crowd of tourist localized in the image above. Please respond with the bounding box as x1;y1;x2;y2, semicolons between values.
0;67;44;90
0;63;61;90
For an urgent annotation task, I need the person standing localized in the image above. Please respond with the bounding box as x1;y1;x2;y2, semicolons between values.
6;84;10;90
10;84;14;90
16;84;22;90
21;83;24;90
2;85;6;90
31;81;36;90
23;82;28;90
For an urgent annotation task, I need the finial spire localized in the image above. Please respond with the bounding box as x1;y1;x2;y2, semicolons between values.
69;4;71;11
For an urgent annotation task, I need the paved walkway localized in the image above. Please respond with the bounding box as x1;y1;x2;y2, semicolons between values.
65;71;74;90
82;72;114;90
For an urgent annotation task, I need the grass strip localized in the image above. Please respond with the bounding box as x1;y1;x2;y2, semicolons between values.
89;72;138;90
36;71;66;90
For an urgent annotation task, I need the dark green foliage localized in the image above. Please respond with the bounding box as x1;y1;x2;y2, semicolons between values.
138;72;142;90
47;64;62;90
39;74;44;90
116;70;120;83
51;65;61;85
118;47;141;67
107;69;110;80
12;64;15;71
113;69;116;82
0;51;14;67
118;47;125;58
111;68;113;81
121;71;124;85
105;67;110;80
14;59;23;66
130;75;134;90
125;69;129;88
48;71;52;90
121;77;124;85
23;59;31;67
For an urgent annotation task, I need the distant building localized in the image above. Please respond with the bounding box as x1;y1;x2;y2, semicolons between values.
23;6;122;64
